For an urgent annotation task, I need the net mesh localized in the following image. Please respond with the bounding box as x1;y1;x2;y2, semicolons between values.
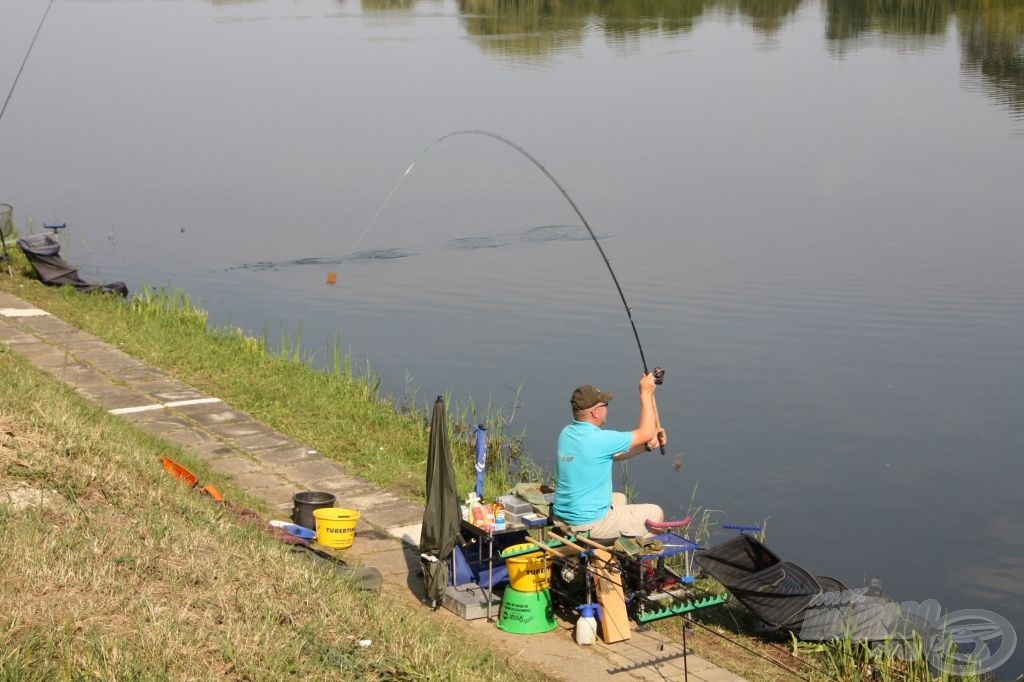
0;204;12;238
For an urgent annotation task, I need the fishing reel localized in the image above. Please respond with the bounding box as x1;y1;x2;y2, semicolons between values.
651;367;666;385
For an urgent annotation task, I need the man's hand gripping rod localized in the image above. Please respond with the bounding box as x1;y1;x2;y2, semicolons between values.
651;367;666;455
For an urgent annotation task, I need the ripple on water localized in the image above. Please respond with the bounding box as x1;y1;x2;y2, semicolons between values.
520;224;595;243
444;236;512;250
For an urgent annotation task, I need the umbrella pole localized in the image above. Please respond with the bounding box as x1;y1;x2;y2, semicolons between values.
473;424;487;500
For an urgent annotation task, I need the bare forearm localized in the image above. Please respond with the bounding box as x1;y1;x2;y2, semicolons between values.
613;444;650;462
628;395;657;449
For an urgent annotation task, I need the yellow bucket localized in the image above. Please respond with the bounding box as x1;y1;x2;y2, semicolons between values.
506;550;550;592
313;507;360;549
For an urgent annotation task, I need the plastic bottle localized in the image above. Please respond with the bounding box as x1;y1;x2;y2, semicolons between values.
575;603;601;645
494;505;506;531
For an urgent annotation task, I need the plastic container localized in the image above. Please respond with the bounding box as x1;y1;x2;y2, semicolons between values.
495;587;557;634
505;550;550;592
496;495;531;515
494;509;506;531
313;507;360;549
575;603;602;645
519;512;548;528
292;491;337;530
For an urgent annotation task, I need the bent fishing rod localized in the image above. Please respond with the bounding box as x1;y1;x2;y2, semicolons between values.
348;130;669;451
436;130;667;452
437;129;651;372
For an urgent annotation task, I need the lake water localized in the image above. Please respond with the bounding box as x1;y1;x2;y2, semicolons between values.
2;0;1022;674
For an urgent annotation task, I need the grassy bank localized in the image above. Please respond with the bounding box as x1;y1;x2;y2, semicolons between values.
0;258;526;505
2;253;987;681
0;347;549;680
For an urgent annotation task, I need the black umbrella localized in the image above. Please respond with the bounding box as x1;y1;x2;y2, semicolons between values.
420;396;461;609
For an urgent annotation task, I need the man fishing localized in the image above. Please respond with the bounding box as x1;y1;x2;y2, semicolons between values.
553;373;667;538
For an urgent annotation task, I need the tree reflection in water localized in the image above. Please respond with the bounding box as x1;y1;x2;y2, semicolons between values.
396;0;1023;117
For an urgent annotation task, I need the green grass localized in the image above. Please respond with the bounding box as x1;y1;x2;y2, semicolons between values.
1;250;535;505
0;346;550;680
7;251;987;682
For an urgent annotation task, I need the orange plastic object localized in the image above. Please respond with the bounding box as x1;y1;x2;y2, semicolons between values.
326;272;338;285
161;456;198;487
200;484;225;502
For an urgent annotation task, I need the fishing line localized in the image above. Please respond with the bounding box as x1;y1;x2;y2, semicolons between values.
0;0;56;125
711;600;842;681
337;153;424;272
685;616;819;681
347;129;653;373
699;577;869;682
436;129;651;374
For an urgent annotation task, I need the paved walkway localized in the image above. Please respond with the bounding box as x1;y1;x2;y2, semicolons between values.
0;290;745;682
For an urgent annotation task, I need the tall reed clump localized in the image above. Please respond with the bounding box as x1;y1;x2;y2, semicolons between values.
793;629;988;682
130;284;208;326
441;382;547;501
264;312;540;500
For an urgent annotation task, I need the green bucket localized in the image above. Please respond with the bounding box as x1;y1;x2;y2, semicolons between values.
495;587;557;634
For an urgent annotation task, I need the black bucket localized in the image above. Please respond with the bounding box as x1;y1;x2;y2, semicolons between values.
292;491;337;530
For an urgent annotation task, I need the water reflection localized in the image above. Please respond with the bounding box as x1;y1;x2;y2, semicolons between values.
456;0;591;60
456;0;810;44
448;0;1024;117
824;0;1024;116
724;0;804;35
825;0;953;41
957;0;1024;116
203;0;1024;118
363;0;420;10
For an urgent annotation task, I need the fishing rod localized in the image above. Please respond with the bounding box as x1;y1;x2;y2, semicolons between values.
349;130;655;375
435;130;667;454
0;0;56;125
346;130;669;451
436;129;652;374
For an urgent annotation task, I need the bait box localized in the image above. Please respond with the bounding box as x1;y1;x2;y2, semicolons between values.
496;495;532;515
519;513;548;528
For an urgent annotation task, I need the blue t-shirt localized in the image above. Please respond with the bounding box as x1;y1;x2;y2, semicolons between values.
553;421;633;525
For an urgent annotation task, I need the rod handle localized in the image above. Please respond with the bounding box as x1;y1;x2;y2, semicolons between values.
652;395;666;456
